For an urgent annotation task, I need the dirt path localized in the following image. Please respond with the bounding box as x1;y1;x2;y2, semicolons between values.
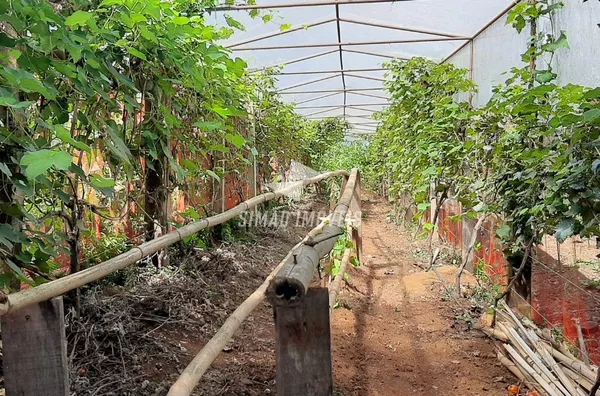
331;195;514;395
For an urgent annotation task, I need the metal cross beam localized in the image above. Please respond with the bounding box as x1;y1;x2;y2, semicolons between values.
279;74;341;91
233;37;470;51
278;87;385;94
212;0;413;11
296;103;388;109
277;68;385;75
338;17;463;38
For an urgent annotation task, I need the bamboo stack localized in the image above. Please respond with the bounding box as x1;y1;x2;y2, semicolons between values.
480;301;599;396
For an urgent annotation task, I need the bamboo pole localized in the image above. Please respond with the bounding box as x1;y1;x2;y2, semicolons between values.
480;326;509;343
538;342;581;396
505;344;562;396
497;351;540;393
576;319;591;365
0;171;348;317
328;224;352;313
550;347;598;382
563;366;594;391
506;327;570;395
167;217;332;396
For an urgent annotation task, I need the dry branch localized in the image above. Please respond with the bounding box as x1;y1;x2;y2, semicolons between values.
456;214;487;291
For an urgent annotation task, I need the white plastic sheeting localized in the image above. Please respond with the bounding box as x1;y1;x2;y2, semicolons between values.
446;0;600;107
209;0;515;135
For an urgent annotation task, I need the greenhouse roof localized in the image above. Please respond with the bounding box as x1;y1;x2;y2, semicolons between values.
209;0;518;135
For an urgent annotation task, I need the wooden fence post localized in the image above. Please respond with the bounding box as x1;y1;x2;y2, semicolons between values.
274;288;333;396
1;297;69;395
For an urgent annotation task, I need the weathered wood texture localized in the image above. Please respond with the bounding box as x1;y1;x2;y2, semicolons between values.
1;297;68;396
274;288;333;396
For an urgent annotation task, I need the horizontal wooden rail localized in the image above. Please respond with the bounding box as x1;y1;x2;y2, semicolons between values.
167;216;333;396
0;170;349;317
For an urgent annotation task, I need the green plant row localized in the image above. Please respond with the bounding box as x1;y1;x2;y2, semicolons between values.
0;0;349;290
352;0;600;255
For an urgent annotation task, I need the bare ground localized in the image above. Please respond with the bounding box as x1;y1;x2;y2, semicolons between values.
331;195;515;396
66;193;515;395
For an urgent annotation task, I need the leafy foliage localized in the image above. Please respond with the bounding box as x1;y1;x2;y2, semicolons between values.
368;57;475;209
365;0;600;254
0;0;294;289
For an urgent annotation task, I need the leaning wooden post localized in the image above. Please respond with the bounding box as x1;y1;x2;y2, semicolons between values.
1;297;69;395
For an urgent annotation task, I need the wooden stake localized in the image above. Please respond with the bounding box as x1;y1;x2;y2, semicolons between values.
1;297;68;396
576;319;591;365
274;288;333;396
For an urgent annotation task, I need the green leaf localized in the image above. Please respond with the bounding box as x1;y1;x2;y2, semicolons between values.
89;175;116;189
55;125;91;152
0;224;24;249
20;149;73;179
556;218;575;243
535;70;556;84
225;15;245;31
65;10;94;27
280;23;293;32
496;224;511;240
127;47;147;60
583;108;600;123
417;202;431;211
194;121;224;131
172;16;190;25
140;27;158;43
542;31;569;52
0;162;12;177
224;133;246;149
423;222;434;231
206;169;220;181
0;96;33;109
5;258;30;284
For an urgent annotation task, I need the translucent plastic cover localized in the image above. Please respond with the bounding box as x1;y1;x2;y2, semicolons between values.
209;0;513;134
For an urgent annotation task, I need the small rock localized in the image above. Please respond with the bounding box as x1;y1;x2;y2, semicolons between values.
451;360;460;364
241;378;254;386
141;380;150;390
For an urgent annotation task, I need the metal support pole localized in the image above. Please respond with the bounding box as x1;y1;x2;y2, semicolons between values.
335;4;347;118
212;0;411;11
